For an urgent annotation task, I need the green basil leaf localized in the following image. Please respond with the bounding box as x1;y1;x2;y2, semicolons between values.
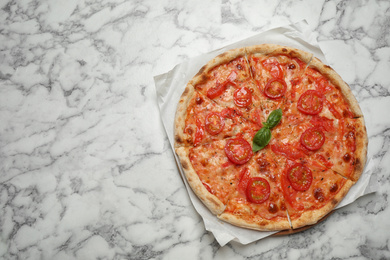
252;127;272;152
265;108;282;129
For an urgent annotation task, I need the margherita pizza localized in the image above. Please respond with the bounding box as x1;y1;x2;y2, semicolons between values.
174;44;368;231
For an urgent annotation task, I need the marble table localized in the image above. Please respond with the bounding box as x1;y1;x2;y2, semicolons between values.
0;0;389;259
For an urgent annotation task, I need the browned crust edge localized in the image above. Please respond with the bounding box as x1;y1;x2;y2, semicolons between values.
217;211;292;232
290;179;355;229
350;117;369;182
174;84;196;148
308;57;364;118
175;146;226;215
245;43;313;64
188;47;248;87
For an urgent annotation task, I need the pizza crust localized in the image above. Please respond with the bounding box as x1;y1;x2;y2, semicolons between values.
217;211;292;231
245;43;313;64
350;117;369;182
188;47;248;87
174;84;196;148
307;57;364;118
290;179;354;229
175;146;226;215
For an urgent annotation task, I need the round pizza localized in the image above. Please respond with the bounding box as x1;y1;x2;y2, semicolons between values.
174;44;368;231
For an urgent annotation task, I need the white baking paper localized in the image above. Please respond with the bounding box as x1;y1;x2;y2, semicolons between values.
154;20;377;246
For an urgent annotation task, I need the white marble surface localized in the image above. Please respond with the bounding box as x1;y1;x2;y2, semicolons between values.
0;0;389;259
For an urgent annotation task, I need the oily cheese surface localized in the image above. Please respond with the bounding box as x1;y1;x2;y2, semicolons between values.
174;44;368;232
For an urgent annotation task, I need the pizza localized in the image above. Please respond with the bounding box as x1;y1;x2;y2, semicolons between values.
174;44;368;231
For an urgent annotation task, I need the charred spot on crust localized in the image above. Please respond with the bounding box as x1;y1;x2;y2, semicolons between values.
324;65;334;71
175;135;183;144
195;65;207;78
331;198;338;206
282;48;287;52
182;86;190;96
354;158;361;168
181;160;189;170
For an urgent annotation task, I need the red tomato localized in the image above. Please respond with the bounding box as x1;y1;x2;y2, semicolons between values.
246;177;270;204
207;71;238;99
205;112;224;135
207;81;226;99
233;87;252;107
264;78;287;99
309;115;334;132
300;127;325;151
271;142;305;161
193;118;204;146
287;163;313;191
297;90;324;115
262;59;283;78
224;137;253;165
238;168;251;196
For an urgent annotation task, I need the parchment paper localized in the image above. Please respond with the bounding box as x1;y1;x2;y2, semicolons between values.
154;20;376;246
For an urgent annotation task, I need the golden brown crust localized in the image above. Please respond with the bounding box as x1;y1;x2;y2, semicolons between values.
350;117;369;182
175;147;226;215
174;84;196;148
188;47;248;87
290;179;354;229
307;57;363;118
217;212;292;231
245;43;313;64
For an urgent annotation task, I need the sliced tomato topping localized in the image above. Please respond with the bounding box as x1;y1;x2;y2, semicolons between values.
264;78;287;99
207;71;238;99
300;127;325;151
297;90;324;115
287;163;313;191
246;177;270;204
193;118;204;146
262;59;283;78
238;168;251;196
207;81;226;99
205;112;224;135
324;98;342;119
314;76;333;94
224;137;253;165
309;115;334;132
271;142;305;161
233;87;252;107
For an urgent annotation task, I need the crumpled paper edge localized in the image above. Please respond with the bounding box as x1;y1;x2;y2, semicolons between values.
154;20;377;246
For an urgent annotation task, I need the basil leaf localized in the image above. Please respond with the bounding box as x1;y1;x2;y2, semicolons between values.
252;127;272;152
265;108;282;129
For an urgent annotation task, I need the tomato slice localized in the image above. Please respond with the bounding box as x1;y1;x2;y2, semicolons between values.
207;81;226;99
205;112;224;135
271;142;305;161
207;72;237;99
224;137;253;165
233;87;252;107
300;127;325;151
262;59;283;78
246;177;270;204
264;78;287;99
297;90;324;115
238;168;251;196
287;163;313;191
193;118;204;146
